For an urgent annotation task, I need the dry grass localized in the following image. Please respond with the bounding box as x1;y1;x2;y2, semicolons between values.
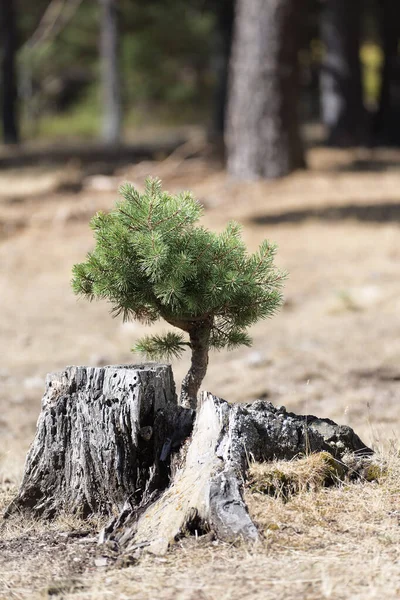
247;452;348;499
247;450;388;501
2;451;400;600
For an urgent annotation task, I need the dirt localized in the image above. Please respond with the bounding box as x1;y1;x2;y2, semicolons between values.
1;144;400;599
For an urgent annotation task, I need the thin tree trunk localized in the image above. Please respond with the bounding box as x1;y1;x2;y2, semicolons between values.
180;323;211;410
99;0;121;145
209;0;234;151
0;0;19;144
319;0;366;146
374;0;400;145
225;0;306;180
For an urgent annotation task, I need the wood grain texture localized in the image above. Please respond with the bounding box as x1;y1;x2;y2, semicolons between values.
5;364;177;518
103;392;372;554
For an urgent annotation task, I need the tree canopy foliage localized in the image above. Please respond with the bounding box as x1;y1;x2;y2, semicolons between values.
72;177;285;406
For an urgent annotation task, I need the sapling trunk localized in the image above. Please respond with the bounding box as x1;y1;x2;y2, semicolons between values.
180;323;211;410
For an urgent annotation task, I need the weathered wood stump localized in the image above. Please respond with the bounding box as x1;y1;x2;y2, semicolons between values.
4;364;188;518
5;364;372;555
101;391;372;554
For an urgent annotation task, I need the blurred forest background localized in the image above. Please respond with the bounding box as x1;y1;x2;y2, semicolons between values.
1;0;400;177
2;4;400;596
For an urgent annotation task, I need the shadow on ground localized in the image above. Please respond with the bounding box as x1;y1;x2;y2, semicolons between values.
0;136;186;170
334;158;400;173
251;202;400;226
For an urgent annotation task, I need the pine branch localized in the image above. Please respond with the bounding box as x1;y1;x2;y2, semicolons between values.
117;207;144;232
250;242;274;278
134;332;188;360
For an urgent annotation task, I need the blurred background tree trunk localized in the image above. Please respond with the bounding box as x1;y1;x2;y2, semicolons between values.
0;0;19;144
319;0;366;146
209;0;234;154
99;0;121;145
225;0;306;180
374;0;400;145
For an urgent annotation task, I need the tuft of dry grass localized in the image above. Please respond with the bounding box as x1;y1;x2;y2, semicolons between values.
0;486;106;542
247;451;388;502
245;448;400;552
247;452;347;500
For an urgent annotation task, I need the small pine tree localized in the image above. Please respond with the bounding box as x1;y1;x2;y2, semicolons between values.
72;177;286;409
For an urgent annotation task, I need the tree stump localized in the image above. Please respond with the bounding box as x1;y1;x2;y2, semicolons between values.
5;365;372;555
4;364;184;518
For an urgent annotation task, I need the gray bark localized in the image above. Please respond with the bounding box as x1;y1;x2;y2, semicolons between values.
99;0;122;145
319;0;366;146
5;367;372;556
209;0;234;149
225;0;306;179
102;392;372;555
4;365;179;518
180;322;212;411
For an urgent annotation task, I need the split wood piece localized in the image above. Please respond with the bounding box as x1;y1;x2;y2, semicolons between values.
102;392;372;555
4;364;182;518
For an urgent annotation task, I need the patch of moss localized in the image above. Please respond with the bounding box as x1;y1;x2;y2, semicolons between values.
248;468;292;499
317;451;347;482
44;578;83;597
265;522;280;531
364;463;387;482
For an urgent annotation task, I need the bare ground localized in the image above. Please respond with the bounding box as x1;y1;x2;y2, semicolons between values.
1;144;400;599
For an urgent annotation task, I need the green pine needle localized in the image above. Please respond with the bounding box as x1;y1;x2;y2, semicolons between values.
134;332;188;360
72;176;286;371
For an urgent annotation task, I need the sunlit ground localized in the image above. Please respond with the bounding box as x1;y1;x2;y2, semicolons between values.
1;141;400;599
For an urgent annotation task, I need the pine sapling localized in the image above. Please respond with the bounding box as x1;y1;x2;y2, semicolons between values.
72;177;286;410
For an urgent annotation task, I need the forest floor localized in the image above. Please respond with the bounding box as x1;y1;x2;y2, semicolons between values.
1;139;400;599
